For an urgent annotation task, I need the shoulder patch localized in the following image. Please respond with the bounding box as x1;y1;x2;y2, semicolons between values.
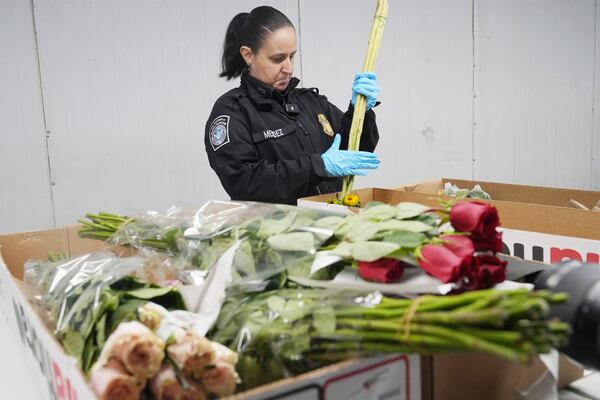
209;115;230;151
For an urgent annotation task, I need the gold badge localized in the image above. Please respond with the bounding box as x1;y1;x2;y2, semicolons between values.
318;114;334;137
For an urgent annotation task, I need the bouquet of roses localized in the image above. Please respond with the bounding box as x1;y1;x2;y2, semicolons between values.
24;252;241;399
321;200;507;290
78;199;507;293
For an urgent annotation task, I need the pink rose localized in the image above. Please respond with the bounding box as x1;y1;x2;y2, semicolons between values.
202;361;240;396
150;364;207;400
89;359;141;400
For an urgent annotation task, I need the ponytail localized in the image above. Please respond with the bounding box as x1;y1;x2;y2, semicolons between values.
219;13;249;80
219;6;294;80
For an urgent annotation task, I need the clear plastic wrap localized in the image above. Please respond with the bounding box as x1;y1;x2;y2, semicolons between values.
23;252;188;374
208;287;571;391
108;206;198;252
179;201;344;290
92;201;344;290
25;252;145;332
209;288;372;389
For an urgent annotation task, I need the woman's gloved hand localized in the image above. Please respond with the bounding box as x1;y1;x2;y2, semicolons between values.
321;134;380;177
351;71;380;110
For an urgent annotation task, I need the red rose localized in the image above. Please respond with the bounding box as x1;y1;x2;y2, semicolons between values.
440;235;475;259
418;244;471;283
450;201;499;237
471;231;504;253
465;255;507;289
358;258;406;283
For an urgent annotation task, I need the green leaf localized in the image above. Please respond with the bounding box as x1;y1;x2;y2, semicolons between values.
233;240;256;277
82;333;97;373
312;216;344;231
258;212;297;237
359;204;398;221
329;241;354;258
382;231;426;248
267;295;286;312
125;287;185;310
352;241;400;262
312;307;336;334
345;220;380;242
396;202;430;220
281;330;311;361
125;287;175;299
279;300;312;323
62;330;85;359
334;215;360;237
267;232;315;252
95;313;108;350
109;299;146;333
377;219;433;233
290;214;317;231
416;213;438;226
363;201;385;210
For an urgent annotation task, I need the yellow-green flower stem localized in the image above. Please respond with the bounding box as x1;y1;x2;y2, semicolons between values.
341;0;389;199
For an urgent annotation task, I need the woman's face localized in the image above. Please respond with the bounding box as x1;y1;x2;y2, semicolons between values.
242;26;297;92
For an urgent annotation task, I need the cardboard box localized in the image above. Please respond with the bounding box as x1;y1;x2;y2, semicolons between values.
396;178;600;265
299;183;600;265
0;225;421;400
0;226;583;400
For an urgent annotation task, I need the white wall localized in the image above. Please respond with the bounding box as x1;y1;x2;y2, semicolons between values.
594;0;600;189
474;0;597;188
1;0;599;233
0;0;55;232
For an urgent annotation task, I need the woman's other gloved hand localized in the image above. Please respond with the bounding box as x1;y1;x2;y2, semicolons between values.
351;72;380;110
321;134;380;177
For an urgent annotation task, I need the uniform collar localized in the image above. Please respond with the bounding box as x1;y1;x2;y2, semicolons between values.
241;72;300;105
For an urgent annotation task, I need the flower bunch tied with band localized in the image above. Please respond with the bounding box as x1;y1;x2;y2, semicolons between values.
325;199;507;289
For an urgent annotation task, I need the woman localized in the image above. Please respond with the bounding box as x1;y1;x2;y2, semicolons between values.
205;6;381;204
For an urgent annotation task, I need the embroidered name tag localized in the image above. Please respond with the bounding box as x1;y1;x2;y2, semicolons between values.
263;129;284;139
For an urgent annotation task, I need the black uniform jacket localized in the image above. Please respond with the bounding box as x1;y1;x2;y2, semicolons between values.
205;72;379;204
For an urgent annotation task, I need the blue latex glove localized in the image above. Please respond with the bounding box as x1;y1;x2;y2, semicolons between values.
351;71;380;110
321;134;380;177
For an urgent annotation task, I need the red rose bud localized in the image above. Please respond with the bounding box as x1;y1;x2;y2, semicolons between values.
450;201;499;237
419;244;471;283
440;235;475;259
358;258;406;283
471;231;503;253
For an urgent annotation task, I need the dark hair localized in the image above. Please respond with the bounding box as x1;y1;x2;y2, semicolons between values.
219;6;294;80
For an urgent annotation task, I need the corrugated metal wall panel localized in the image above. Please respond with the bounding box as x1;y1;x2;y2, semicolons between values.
474;0;596;190
299;0;474;189
32;0;299;225
593;1;600;190
0;0;54;233
1;0;599;232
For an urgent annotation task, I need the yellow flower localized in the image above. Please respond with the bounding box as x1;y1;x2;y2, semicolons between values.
342;194;361;207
